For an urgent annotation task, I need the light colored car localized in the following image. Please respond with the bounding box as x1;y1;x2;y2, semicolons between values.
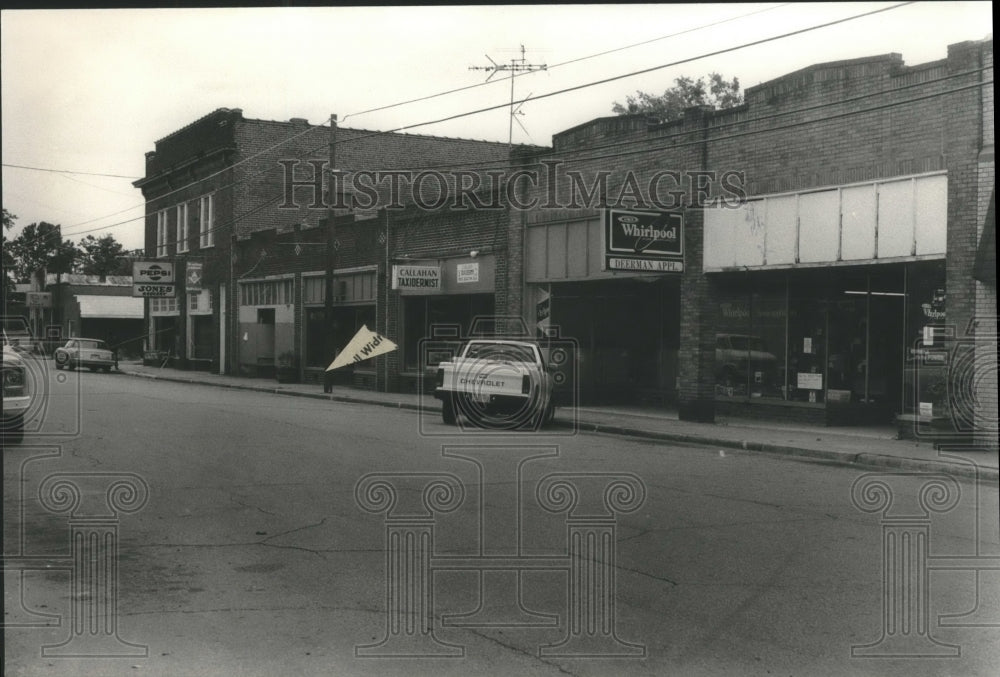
2;343;32;440
54;338;115;372
435;339;556;429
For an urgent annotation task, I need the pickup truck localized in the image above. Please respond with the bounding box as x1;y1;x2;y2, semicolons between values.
434;339;555;429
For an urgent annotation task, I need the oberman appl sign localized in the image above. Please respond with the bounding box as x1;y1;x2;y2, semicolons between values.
603;208;684;272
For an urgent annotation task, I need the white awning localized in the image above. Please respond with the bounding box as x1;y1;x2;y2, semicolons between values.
77;295;144;320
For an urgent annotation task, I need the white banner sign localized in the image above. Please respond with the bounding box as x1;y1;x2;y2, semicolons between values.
326;325;398;371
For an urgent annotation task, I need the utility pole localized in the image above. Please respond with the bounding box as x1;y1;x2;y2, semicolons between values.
324;113;338;392
470;44;547;148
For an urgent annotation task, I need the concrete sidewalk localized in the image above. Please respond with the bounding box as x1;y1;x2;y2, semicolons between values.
116;361;998;483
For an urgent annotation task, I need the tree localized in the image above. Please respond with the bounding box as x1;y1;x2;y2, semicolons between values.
2;209;17;304
5;222;79;282
78;234;129;276
612;73;743;123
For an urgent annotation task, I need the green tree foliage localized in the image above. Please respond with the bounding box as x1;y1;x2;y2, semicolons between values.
612;73;743;123
78;234;129;276
5;222;78;282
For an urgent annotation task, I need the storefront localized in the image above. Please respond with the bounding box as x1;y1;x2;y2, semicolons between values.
185;289;214;363
301;266;377;386
709;260;945;423
703;172;948;424
149;296;180;357
394;255;496;391
237;275;294;377
524;209;682;405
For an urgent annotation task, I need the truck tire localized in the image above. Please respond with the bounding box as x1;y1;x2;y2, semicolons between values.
441;396;457;425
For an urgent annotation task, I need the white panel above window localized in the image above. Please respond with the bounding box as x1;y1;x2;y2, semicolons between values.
704;172;945;271
841;185;877;260
914;174;947;256
763;196;796;265
798;190;840;263
877;179;915;258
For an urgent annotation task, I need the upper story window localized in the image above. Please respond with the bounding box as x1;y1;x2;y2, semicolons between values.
156;209;169;257
176;203;189;253
240;278;293;306
199;194;215;248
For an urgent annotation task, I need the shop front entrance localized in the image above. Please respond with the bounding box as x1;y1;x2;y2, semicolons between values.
547;278;680;405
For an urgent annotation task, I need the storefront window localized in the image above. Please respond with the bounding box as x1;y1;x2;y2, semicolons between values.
715;288;753;398
715;275;787;400
403;294;494;369
305;306;376;369
787;273;827;404
903;260;947;417
749;280;787;400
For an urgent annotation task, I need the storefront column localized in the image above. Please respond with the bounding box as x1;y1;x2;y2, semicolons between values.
678;208;716;422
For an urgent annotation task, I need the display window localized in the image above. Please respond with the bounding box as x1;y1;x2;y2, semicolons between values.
713;261;943;418
403;294;494;370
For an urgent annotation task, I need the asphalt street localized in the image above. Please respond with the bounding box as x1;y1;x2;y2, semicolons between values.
4;370;999;676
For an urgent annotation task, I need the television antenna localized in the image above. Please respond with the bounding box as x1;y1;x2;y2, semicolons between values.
470;44;547;148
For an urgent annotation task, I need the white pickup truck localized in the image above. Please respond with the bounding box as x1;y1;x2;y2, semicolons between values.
434;339;556;429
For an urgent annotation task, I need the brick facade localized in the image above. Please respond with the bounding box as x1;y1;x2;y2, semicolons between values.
135;37;994;438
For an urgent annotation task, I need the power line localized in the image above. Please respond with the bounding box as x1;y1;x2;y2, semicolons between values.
340;2;792;122
154;76;991;253
8;1;918;251
1;163;141;179
13;64;984;256
357;2;916;139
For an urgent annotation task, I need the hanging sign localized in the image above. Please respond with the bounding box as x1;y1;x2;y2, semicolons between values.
186;262;203;291
133;261;174;283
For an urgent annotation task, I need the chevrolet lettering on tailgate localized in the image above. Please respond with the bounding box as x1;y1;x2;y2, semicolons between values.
434;339;555;430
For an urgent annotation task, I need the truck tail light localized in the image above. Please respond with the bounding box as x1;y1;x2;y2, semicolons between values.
436;368;444;388
522;375;530;394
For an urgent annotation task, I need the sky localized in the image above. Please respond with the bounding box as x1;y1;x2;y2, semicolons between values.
1;2;993;251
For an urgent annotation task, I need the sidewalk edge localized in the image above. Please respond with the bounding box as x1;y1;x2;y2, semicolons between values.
119;369;998;484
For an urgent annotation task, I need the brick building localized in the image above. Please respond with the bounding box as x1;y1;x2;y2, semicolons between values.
134;109;524;377
134;38;994;443
513;38;994;438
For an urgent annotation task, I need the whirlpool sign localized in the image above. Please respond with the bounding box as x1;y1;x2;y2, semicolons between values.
603;208;684;273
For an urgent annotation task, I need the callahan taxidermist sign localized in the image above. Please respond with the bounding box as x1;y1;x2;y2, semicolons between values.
603;208;684;273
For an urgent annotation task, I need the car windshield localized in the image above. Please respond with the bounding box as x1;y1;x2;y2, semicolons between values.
464;343;536;363
77;340;107;350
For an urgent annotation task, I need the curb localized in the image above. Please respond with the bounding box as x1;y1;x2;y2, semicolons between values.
120;369;998;484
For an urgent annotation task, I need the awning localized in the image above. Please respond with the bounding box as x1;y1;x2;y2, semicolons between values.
77;295;144;320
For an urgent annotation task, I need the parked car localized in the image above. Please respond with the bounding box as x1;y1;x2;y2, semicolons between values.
435;339;556;429
2;343;33;441
54;338;115;372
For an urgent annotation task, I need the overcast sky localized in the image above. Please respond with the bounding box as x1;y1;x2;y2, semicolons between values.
1;2;993;250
